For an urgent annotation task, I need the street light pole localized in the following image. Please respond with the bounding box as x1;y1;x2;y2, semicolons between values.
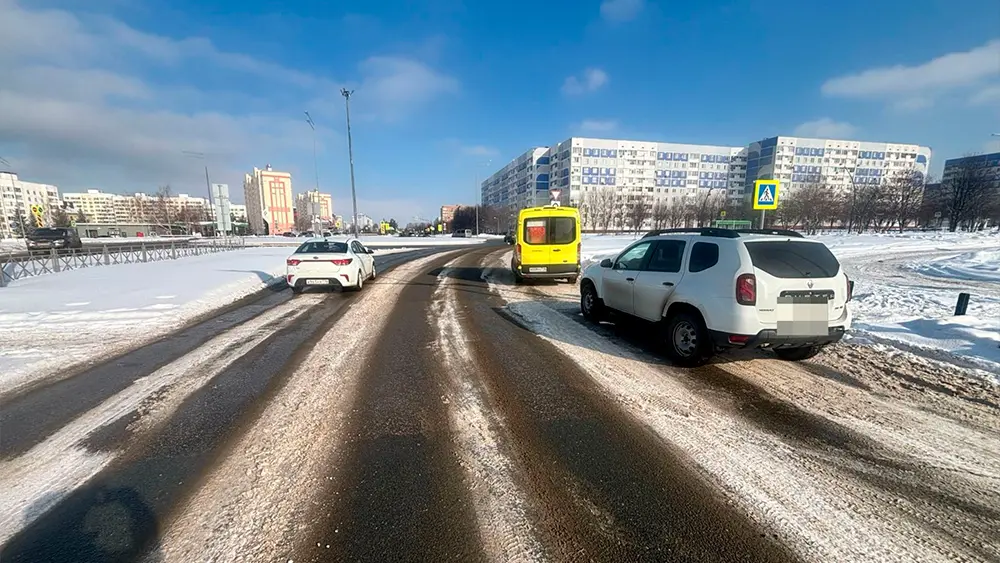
305;111;322;233
341;89;360;238
181;150;216;235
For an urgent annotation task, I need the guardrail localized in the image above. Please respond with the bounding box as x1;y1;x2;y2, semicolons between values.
0;239;246;287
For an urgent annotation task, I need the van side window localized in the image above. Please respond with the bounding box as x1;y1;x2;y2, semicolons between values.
688;242;719;273
645;240;685;273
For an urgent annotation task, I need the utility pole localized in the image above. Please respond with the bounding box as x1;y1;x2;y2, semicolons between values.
341;89;360;238
182;151;215;236
305;111;322;233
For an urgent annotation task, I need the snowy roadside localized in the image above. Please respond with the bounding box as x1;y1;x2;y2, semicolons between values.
578;231;1000;376
0;246;413;398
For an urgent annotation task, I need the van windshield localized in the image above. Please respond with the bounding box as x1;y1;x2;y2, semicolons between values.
744;240;840;278
523;217;576;245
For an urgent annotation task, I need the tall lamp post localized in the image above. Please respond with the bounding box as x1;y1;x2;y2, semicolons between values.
181;150;216;235
341;89;360;237
305;111;322;232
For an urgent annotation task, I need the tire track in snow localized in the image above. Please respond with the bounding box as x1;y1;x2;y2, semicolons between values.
480;249;998;562
147;251;464;563
0;294;320;548
430;265;546;562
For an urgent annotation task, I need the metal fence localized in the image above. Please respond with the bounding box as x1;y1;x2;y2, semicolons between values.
0;239;246;287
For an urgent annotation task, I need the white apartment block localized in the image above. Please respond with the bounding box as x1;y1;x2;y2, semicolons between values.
63;190;212;225
62;190;117;224
482;147;551;210
744;136;931;197
0;171;62;237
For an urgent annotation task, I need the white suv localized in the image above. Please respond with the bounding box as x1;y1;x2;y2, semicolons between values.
579;228;853;366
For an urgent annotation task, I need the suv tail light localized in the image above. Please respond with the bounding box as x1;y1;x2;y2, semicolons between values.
736;273;756;306
331;258;353;266
286;259;301;266
846;275;854;302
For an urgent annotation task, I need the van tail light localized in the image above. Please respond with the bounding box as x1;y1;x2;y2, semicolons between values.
515;244;522;260
736;273;756;306
286;259;301;266
846;275;854;302
577;241;581;258
331;258;353;266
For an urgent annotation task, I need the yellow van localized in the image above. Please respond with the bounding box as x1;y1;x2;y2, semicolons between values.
512;204;581;283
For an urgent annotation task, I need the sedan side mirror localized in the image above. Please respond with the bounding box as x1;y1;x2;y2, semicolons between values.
600;258;613;268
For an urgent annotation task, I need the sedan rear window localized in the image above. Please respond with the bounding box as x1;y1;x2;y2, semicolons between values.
296;241;349;254
744;241;840;279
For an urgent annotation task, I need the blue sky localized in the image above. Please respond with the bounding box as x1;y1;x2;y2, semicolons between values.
1;0;998;222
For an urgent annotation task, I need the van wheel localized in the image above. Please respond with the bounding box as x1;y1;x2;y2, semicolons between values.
774;346;821;361
580;281;605;322
663;312;710;367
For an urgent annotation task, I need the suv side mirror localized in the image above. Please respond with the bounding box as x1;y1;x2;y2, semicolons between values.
600;258;613;268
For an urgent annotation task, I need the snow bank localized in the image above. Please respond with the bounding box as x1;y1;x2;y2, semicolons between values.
910;249;1000;283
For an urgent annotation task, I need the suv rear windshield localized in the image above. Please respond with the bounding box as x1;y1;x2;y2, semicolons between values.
744;240;840;279
523;217;576;245
296;241;349;254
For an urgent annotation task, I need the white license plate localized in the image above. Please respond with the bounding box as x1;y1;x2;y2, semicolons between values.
305;279;330;285
528;267;547;273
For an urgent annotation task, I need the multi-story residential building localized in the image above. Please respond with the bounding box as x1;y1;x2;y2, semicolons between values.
0;171;62;237
744;136;932;197
481;147;551;210
440;204;460;225
942;152;1000;188
295;191;334;223
243;165;294;234
62;189;117;224
230;204;248;222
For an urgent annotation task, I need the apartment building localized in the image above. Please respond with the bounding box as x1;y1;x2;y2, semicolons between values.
243;165;294;234
440;204;460;225
64;190;212;226
942;152;1000;188
0;171;62;237
744;136;931;197
295;191;334;223
230;204;248;222
62;190;117;224
481;147;551;210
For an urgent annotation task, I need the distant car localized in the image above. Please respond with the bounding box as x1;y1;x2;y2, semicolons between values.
321;231;333;237
503;232;515;245
286;237;376;294
26;228;83;251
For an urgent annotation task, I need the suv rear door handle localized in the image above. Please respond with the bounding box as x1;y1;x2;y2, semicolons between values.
662;282;674;287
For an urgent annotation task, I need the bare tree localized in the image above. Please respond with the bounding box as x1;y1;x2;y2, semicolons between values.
294;210;312;232
666;199;686;227
626;199;650;233
941;156;999;231
883;169;925;232
592;187;617;233
612;193;628;232
51;207;71;228
152;185;174;232
75;209;88;225
651;199;670;229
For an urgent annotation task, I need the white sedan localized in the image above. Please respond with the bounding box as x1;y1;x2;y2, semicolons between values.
286;237;376;293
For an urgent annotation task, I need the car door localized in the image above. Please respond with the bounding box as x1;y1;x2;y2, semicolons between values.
351;241;370;276
602;241;654;316
632;239;687;322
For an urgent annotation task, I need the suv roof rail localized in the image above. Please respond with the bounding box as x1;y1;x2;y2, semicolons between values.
641;228;740;239
733;228;805;238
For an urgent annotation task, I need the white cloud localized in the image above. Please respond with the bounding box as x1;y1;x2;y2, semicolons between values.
460;145;499;157
792;118;858;139
970;84;1000;106
0;0;458;196
576;119;619;134
600;0;644;23
562;68;609;95
821;39;1000;107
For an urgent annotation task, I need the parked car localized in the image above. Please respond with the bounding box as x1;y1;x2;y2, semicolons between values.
511;204;580;283
26;227;83;251
579;228;852;366
503;232;515;245
285;237;376;294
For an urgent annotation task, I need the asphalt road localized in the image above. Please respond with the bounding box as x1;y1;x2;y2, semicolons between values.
2;242;997;563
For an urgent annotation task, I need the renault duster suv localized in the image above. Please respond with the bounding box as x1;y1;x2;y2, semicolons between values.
579;228;852;366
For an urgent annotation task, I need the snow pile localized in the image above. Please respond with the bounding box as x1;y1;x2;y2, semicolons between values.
910;249;1000;283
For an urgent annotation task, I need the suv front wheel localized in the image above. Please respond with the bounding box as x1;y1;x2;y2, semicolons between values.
663;312;710;367
580;281;605;322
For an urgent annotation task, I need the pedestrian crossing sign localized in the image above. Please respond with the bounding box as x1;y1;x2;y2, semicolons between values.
753;180;780;210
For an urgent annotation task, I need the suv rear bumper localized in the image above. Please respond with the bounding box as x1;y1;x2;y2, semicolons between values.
710;326;846;350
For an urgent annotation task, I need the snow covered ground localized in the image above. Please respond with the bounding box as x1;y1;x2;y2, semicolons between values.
0;246;413;398
243;234;487;247
579;231;1000;377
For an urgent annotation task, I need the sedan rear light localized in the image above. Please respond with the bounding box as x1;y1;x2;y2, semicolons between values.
330;258;353;266
286;259;301;266
736;273;756;306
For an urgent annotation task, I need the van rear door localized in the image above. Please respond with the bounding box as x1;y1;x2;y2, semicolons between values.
547;215;578;266
743;240;847;328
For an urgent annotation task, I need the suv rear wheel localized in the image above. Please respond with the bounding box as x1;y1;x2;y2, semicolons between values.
774;346;821;361
663;312;710;367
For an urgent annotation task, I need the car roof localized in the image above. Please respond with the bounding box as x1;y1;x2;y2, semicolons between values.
303;236;353;243
641;228;821;242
